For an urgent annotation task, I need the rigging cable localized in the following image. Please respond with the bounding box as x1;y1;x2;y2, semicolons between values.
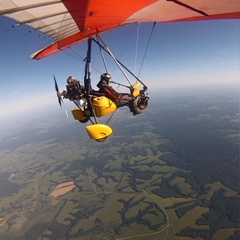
138;22;156;78
111;23;139;76
59;46;102;74
59;47;86;63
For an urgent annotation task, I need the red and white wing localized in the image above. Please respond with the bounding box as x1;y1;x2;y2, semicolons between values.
0;0;239;59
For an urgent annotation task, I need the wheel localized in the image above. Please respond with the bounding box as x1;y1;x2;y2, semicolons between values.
95;136;108;142
137;97;149;110
78;116;90;123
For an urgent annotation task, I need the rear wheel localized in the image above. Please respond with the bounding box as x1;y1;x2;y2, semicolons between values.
137;97;149;110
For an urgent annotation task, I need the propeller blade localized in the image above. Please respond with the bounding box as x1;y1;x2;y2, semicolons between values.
62;101;69;118
53;74;63;107
58;97;62;107
53;75;59;92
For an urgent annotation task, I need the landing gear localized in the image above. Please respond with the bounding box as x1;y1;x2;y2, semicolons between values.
137;96;149;110
78;116;90;123
95;136;108;142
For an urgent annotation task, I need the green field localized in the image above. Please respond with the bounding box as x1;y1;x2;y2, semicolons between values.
0;91;239;240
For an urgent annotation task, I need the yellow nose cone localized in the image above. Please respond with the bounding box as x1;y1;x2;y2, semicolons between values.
86;124;113;142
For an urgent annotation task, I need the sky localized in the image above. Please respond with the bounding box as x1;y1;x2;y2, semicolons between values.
0;16;239;119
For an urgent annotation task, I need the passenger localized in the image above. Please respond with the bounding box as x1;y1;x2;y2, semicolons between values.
97;73;142;115
62;76;84;100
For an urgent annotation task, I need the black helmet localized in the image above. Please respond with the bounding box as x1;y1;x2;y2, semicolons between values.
100;73;111;82
67;76;76;84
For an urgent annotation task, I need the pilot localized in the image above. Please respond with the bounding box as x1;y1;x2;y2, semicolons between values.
62;76;84;100
97;73;142;115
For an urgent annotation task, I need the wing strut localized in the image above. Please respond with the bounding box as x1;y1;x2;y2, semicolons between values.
92;37;148;90
84;38;92;96
95;34;134;87
96;35;109;73
84;38;98;124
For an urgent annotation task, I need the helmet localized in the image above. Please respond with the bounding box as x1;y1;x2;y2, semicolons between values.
67;76;76;84
100;73;111;82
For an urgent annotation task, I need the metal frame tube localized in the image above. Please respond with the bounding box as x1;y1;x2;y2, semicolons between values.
96;34;133;87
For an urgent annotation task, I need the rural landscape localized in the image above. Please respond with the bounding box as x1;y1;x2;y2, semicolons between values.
0;87;239;240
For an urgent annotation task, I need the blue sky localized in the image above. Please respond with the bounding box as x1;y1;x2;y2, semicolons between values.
0;16;239;119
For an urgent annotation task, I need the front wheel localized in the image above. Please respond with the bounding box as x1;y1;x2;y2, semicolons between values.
78;116;90;123
137;97;149;110
95;136;108;142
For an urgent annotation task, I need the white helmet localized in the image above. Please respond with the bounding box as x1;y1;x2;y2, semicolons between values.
67;76;76;84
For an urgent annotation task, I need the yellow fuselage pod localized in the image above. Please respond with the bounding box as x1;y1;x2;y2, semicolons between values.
132;81;140;97
92;96;117;118
86;124;113;141
71;108;86;121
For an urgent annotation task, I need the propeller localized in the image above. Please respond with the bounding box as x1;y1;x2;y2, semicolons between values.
54;74;63;107
53;75;68;118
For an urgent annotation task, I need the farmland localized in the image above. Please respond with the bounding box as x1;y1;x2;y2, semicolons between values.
0;88;239;240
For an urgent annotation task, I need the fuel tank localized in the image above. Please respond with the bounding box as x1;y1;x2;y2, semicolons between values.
92;96;117;117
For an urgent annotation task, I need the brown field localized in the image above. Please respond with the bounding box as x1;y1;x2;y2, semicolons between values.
50;181;76;198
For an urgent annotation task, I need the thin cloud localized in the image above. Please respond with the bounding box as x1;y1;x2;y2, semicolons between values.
0;92;56;118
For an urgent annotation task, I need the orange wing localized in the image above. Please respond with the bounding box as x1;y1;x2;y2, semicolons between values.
1;0;239;59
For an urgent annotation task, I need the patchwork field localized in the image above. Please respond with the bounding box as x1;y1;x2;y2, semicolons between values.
0;90;239;240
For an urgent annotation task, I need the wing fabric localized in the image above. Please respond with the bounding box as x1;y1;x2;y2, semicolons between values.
0;0;239;60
